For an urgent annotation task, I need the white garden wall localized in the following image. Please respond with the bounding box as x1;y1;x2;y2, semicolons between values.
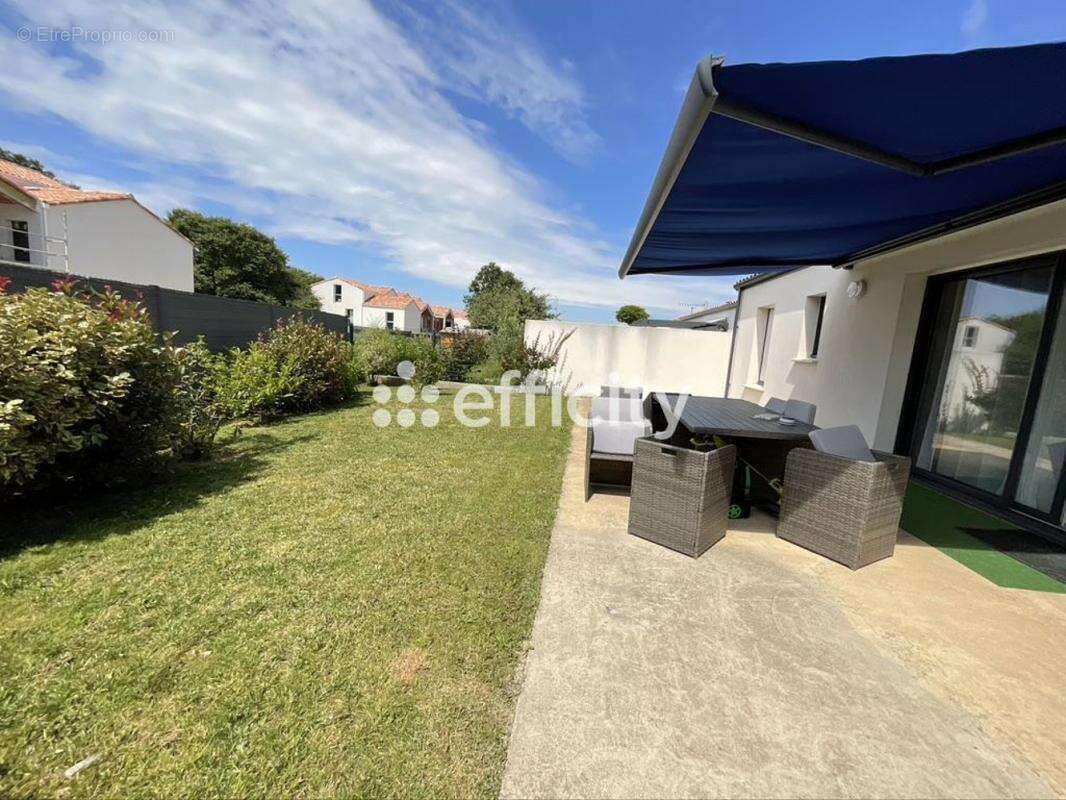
524;319;732;396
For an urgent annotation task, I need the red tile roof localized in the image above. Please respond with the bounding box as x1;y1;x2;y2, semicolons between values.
452;309;469;319
431;305;453;317
0;159;129;205
364;290;420;310
333;278;389;298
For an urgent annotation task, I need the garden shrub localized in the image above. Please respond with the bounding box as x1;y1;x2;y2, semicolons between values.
480;318;570;383
0;280;182;490
465;355;504;385
215;318;356;421
350;328;401;379
351;329;443;388
439;332;489;381
172;339;227;460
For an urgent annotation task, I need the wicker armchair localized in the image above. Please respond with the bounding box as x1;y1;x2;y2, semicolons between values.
628;439;737;558
777;448;911;569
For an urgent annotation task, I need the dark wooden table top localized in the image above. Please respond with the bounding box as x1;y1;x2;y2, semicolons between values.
658;395;817;440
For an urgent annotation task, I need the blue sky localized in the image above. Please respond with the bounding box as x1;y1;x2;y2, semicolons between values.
2;0;1065;322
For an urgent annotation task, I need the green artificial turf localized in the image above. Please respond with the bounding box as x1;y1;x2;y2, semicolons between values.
0;395;571;798
901;482;1065;593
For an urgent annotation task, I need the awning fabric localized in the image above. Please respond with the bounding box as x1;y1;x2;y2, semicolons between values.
620;43;1066;278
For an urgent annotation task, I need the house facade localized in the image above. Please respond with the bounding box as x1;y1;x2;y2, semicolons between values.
726;201;1066;540
430;305;454;331
361;290;428;333
0;159;194;291
451;310;471;331
617;44;1066;544
312;277;456;333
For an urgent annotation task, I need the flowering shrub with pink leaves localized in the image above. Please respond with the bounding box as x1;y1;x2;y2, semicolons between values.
0;281;182;491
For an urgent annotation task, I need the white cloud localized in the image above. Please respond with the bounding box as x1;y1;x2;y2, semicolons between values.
0;0;731;314
961;0;989;38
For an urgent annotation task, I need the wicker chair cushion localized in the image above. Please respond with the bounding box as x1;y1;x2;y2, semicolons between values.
808;425;877;463
783;398;817;424
765;397;787;414
590;395;646;423
592;418;652;455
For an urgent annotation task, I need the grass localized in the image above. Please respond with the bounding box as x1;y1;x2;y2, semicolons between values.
0;394;571;798
901;482;1065;593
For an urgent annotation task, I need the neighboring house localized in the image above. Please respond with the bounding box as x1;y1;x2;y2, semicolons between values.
450;310;471;331
677;300;738;330
430;305;454;332
311;277;459;333
311;278;391;323
411;297;434;332
617;44;1066;544
0;159;194;291
361;290;425;333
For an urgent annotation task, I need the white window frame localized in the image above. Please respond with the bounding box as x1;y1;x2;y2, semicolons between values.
385;311;394;331
756;306;774;385
801;294;827;360
333;283;342;303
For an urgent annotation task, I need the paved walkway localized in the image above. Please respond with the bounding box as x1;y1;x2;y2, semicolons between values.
500;423;1066;799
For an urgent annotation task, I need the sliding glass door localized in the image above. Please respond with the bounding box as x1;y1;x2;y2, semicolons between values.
906;253;1066;529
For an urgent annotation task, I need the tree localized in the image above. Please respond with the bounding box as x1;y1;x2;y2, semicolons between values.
167;209;317;308
288;266;324;310
616;305;649;325
465;262;553;331
464;261;523;300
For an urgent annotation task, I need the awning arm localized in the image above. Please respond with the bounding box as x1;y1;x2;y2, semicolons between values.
618;56;724;279
710;98;926;176
713;98;1066;178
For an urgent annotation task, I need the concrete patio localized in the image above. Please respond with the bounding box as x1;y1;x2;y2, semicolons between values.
501;423;1066;799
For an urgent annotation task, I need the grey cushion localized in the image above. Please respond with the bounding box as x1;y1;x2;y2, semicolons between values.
765;397;787;414
783;399;817;425
808;425;877;463
592;418;652;455
591;395;645;422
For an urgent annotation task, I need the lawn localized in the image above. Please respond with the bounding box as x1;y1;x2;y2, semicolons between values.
0;393;571;798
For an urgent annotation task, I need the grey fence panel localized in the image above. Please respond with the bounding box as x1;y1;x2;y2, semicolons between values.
1;263;349;350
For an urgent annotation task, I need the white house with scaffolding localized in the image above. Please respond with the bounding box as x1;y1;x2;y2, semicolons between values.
0;159;194;291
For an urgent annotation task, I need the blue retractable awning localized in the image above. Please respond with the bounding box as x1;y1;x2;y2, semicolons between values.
619;43;1066;278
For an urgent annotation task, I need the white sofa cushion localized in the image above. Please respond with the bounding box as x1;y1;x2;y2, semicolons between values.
592;418;652;455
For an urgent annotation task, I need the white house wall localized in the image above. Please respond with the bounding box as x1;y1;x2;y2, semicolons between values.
0;202;44;266
362;304;421;332
525;319;732;396
45;200;193;291
313;280;363;319
729;198;1066;450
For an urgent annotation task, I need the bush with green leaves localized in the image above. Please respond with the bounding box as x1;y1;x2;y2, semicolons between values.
484;318;570;382
0;279;182;490
439;332;489;381
215;318;357;421
172;339;227;460
351;329;443;388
